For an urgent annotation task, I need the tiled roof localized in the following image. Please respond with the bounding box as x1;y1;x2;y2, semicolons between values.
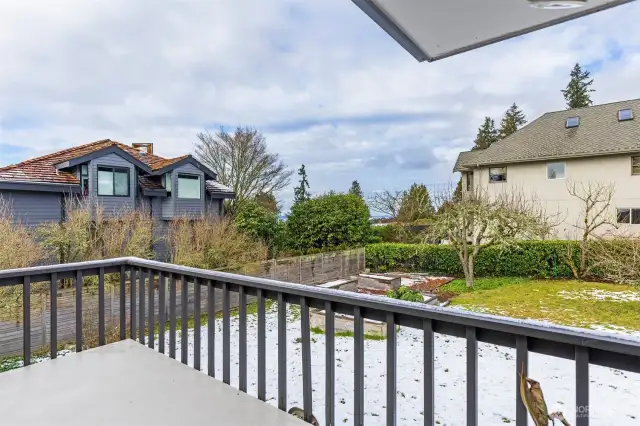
454;98;640;171
205;181;235;197
138;176;165;191
0;139;192;185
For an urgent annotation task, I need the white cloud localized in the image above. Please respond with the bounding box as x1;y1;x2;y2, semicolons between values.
1;0;639;210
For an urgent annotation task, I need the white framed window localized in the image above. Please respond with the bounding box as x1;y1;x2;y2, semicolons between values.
617;208;640;225
466;172;474;192
489;167;507;183
632;156;640;175
97;166;130;197
547;162;565;180
177;174;201;199
565;116;580;128
618;109;634;121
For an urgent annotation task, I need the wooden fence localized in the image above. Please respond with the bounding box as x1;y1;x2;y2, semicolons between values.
0;248;365;357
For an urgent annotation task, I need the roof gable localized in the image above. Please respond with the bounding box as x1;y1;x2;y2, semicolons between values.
0;139;207;185
454;98;640;171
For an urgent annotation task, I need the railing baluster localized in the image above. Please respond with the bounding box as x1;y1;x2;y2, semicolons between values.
181;275;188;365
575;347;590;426
194;277;201;371
76;270;83;352
466;327;478;426
119;265;125;341
354;306;364;426
424;319;434;426
50;273;58;359
130;267;136;340
277;292;287;411
139;268;145;345
23;276;31;366
301;297;313;423
98;267;105;346
325;301;335;426
207;280;215;377
169;273;176;359
257;288;266;401
223;281;231;384
516;336;528;426
239;285;247;392
148;269;154;349
387;312;397;426
158;271;165;354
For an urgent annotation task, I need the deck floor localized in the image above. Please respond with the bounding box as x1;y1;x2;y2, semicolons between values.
0;340;306;426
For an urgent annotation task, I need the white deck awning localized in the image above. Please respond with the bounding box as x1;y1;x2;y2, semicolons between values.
352;0;634;62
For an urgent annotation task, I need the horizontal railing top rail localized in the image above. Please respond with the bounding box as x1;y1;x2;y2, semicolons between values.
2;256;639;371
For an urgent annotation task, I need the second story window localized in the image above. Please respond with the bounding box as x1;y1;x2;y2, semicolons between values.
97;166;130;197
80;164;89;196
162;173;172;197
547;162;565;180
489;167;507;183
632;156;640;175
177;174;201;199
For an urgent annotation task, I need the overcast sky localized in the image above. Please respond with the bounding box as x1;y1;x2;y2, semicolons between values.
1;1;639;210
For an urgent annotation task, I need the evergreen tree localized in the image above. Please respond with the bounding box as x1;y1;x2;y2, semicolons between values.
561;63;595;109
499;103;527;139
348;180;364;199
472;117;499;150
397;183;435;223
293;164;311;204
254;192;279;214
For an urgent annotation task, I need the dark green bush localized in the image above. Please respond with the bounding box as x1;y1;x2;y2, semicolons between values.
366;241;580;278
386;286;424;302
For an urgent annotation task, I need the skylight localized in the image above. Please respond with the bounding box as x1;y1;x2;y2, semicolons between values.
566;117;580;128
618;109;634;121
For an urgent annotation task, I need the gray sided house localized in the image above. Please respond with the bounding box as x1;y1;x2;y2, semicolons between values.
0;140;235;260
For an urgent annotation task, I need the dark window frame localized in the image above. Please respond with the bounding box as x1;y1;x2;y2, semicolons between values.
565;117;580;128
97;165;131;197
177;173;202;200
80;164;89;196
162;172;173;198
618;109;634;121
617;208;640;225
489;167;507;183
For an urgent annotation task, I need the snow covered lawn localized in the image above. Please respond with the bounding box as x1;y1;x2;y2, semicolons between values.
160;305;640;426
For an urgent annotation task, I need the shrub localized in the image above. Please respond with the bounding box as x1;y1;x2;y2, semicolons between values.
286;193;370;253
38;197;155;264
386;286;424;302
366;241;580;278
168;216;268;270
0;198;43;269
235;200;286;256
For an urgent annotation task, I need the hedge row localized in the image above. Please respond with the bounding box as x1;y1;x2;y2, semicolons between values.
365;241;581;278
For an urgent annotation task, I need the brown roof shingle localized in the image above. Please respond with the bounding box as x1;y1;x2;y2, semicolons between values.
0;139;191;185
454;98;640;171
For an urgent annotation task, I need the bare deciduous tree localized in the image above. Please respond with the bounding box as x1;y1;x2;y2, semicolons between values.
429;190;553;287
368;190;404;220
195;127;293;209
565;180;616;279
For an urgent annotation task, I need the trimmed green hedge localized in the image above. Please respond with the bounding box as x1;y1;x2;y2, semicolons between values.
366;241;580;278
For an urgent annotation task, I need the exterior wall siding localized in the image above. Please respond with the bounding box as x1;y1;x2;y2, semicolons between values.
472;154;640;239
174;163;205;217
89;152;136;215
205;193;222;217
0;190;63;227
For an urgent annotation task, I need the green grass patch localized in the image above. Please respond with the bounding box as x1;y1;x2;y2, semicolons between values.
448;279;640;332
310;326;386;341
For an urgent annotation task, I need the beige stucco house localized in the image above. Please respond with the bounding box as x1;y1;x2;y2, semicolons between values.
454;98;640;239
